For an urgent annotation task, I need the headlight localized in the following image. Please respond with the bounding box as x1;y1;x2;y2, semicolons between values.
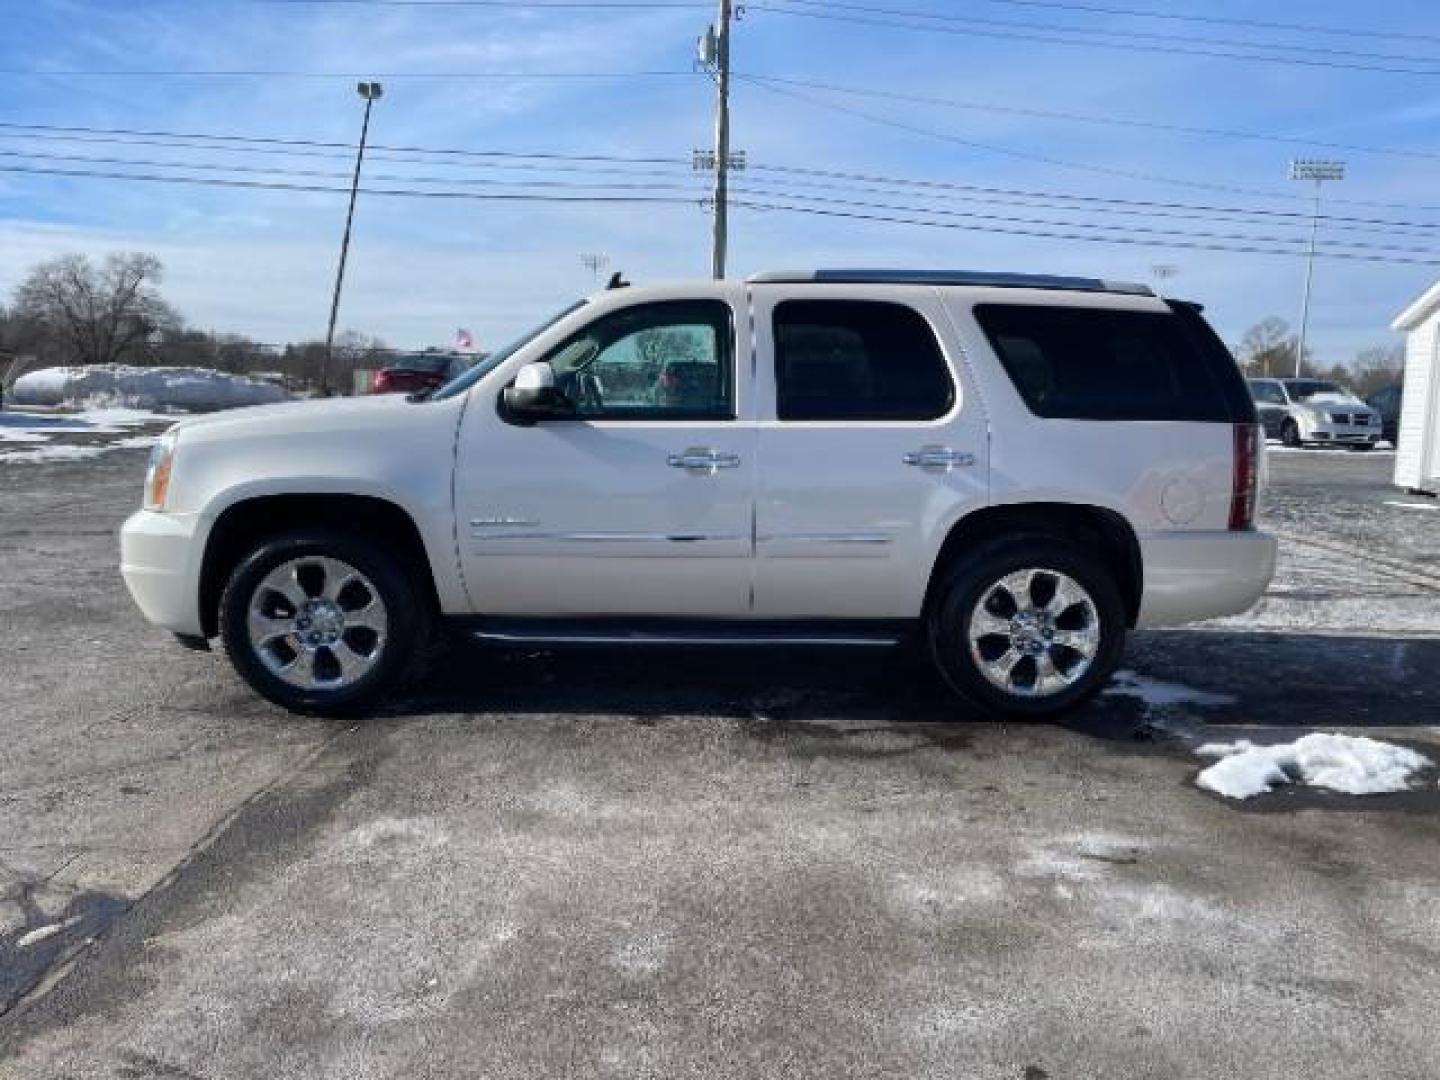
143;429;179;510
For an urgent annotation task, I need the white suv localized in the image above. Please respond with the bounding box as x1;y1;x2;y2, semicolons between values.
120;269;1276;717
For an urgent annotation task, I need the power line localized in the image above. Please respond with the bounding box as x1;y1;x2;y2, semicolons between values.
740;73;1440;164
745;163;1440;231
0;147;708;194
0;162;705;206
10;157;1440;266
0;68;697;80
737;75;1440;212
726;185;1440;256
6;116;1440;224
749;3;1440;77
730;198;1440;267
764;1;1440;70
7;142;1437;242
0;120;689;165
776;0;1440;49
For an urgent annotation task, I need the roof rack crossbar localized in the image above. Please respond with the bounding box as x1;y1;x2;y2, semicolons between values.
746;268;1154;296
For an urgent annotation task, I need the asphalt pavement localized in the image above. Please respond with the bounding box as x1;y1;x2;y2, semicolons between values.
1;437;1437;1080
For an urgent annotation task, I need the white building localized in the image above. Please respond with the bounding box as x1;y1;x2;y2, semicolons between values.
1391;281;1440;495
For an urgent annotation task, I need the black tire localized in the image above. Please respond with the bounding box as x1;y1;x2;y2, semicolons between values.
927;534;1127;719
1348;444;1374;452
1281;420;1303;448
219;529;428;715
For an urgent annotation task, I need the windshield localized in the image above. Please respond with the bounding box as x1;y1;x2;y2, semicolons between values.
428;300;587;401
1283;379;1349;401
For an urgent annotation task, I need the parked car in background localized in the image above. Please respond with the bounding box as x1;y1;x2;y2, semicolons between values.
121;268;1275;718
1246;377;1381;449
1366;383;1403;444
371;353;473;396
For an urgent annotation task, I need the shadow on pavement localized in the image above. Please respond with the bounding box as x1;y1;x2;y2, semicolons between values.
383;628;1440;738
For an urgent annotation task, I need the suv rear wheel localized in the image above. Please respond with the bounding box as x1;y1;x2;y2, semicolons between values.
928;535;1126;717
1281;419;1303;448
219;529;426;715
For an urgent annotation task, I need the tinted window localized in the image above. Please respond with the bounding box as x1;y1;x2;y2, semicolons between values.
773;300;953;421
975;303;1252;422
543;300;734;420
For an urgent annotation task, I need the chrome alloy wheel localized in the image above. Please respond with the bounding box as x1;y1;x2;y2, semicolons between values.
966;567;1101;699
246;556;389;690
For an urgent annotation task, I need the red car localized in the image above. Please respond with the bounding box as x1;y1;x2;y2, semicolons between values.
371;353;470;396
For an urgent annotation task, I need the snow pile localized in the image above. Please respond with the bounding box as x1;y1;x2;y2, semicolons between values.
11;365;287;412
1196;733;1433;799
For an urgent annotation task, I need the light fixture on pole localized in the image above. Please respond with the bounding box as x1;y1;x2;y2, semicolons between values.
321;80;383;395
1289;158;1345;380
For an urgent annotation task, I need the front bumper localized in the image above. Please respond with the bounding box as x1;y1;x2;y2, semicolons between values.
1303;420;1380;444
119;509;206;637
1135;529;1278;628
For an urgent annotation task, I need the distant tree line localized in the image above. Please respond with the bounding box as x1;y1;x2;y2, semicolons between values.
0;252;393;394
1232;316;1404;397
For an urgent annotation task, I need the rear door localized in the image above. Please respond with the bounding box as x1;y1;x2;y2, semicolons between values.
749;285;989;618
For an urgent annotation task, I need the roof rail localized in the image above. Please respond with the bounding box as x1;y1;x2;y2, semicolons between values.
746;268;1154;296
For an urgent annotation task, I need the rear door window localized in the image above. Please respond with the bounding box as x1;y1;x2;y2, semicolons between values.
974;303;1252;422
773;299;954;421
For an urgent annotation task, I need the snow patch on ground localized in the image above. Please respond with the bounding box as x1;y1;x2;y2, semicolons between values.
0;444;106;464
1195;733;1433;799
1384;500;1439;512
12;364;287;412
1104;670;1235;708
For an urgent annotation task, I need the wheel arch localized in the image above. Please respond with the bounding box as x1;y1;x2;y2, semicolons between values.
198;493;440;638
923;502;1143;627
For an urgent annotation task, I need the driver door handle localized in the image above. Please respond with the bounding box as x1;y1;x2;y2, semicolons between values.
667;448;741;475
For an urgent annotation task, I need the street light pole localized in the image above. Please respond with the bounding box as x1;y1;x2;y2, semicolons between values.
1289;158;1345;380
321;80;383;395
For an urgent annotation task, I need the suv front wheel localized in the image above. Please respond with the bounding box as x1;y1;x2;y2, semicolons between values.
219;530;426;715
928;535;1126;717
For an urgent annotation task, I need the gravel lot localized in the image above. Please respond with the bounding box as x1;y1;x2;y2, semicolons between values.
1;434;1438;1080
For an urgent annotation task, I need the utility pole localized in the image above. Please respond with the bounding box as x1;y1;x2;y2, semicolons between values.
321;80;383;395
698;0;733;279
1289;158;1345;380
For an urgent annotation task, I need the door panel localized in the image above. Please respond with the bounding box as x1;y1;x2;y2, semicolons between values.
454;291;755;616
749;286;989;619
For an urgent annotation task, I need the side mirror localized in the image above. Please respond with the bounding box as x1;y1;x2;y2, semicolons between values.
501;361;575;422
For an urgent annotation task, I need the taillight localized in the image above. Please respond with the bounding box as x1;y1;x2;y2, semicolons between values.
1229;423;1261;530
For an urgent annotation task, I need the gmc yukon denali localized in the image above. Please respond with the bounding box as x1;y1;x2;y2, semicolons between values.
120;269;1277;716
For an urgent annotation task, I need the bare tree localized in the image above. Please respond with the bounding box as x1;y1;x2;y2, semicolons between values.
13;252;179;367
1235;317;1304;378
1348;343;1404;398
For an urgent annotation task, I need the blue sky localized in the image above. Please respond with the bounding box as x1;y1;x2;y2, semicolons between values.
1;0;1438;361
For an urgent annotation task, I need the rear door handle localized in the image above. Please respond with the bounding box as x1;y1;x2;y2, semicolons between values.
904;446;975;471
667;448;741;474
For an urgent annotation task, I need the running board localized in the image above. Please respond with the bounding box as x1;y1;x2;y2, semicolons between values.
453;617;913;648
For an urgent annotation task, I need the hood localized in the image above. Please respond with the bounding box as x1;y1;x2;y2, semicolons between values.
1299;391;1364;407
170;392;428;438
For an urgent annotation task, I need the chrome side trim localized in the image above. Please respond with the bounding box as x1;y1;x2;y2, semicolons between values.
470;517;540;528
758;532;892;545
469;630;901;647
469;531;747;543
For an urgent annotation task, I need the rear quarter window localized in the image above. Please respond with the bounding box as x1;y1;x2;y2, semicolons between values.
974;302;1254;423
